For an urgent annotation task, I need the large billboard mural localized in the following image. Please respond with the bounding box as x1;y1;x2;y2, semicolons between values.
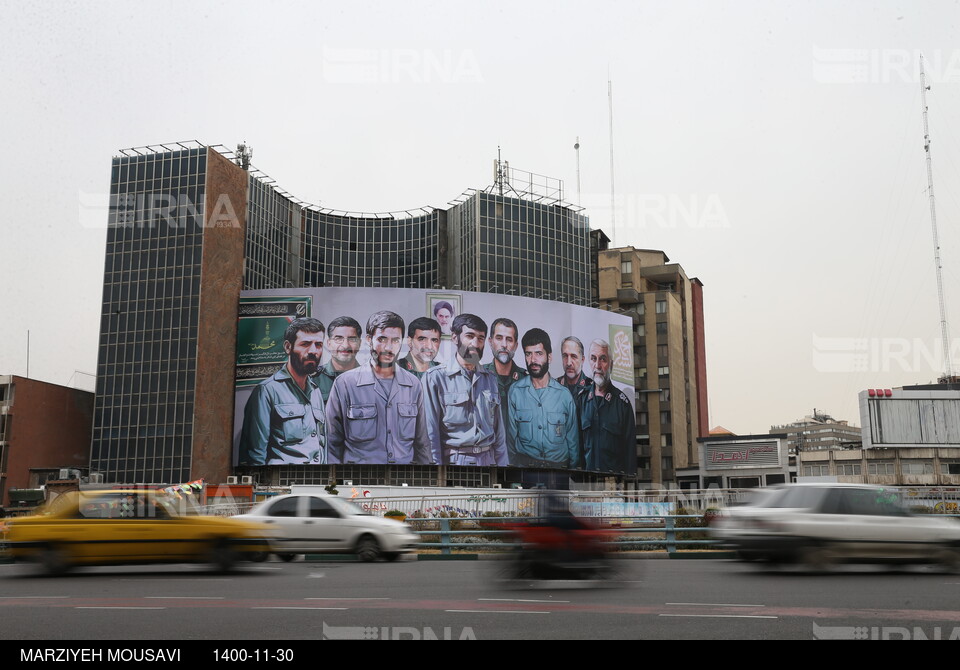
233;288;636;475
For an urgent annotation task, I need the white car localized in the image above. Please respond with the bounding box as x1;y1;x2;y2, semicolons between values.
711;483;960;570
237;494;419;562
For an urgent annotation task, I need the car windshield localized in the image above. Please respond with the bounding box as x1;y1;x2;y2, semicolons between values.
765;486;829;510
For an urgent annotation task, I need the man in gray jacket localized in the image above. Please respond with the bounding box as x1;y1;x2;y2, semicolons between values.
325;311;431;464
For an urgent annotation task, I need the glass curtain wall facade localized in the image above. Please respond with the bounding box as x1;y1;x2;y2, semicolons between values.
92;148;207;483
448;192;590;303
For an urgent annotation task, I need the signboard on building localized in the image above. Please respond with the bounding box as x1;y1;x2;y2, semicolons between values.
859;389;960;449
704;439;781;470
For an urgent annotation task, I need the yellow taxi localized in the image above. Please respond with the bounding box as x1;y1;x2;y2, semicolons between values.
5;490;271;575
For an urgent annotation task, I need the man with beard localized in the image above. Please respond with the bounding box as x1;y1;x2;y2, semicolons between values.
400;317;441;378
325;311;431;464
315;316;362;403
556;336;594;401
580;339;636;474
483;318;528;448
506;328;579;469
422;313;508;466
239;317;327;466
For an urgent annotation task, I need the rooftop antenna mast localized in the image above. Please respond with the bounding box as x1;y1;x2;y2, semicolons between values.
920;54;954;382
574;136;581;206
608;72;617;246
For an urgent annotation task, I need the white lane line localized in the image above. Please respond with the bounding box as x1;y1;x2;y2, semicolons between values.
304;597;391;601
659;614;778;619
144;596;226;600
252;607;349;610
446;610;550;614
478;598;570;603
1;596;70;599
75;607;167;610
666;602;765;608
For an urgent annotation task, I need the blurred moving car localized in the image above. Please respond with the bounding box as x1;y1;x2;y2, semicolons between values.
5;490;271;575
711;482;960;569
236;493;419;562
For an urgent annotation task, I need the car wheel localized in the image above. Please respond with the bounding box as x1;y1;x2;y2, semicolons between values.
38;545;70;576
803;546;836;572
355;535;381;563
209;542;238;573
247;551;269;563
277;553;298;562
937;548;960;573
382;552;401;562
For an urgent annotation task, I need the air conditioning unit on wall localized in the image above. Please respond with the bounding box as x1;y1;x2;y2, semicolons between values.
226;476;238;485
240;476;254;485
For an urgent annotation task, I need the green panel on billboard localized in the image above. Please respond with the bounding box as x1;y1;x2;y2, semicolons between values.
609;323;634;386
235;296;312;387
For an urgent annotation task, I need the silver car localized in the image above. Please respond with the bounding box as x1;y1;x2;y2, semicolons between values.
711;483;960;570
237;494;419;562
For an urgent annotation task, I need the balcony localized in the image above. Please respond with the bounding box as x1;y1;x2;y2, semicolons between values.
617;288;640;304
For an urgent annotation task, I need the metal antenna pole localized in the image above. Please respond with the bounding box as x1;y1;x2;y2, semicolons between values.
920;55;954;382
574;136;581;206
608;76;616;246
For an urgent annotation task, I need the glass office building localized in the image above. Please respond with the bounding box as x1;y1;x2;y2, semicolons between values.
91;144;592;485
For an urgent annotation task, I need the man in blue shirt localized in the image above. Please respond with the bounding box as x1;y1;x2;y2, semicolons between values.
506;328;579;469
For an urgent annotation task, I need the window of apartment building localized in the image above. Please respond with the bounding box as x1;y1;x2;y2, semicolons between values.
637;302;644;316
660;411;671;424
637;367;646;380
901;460;934;475
660;434;672;447
657;344;669;359
655;322;668;335
659;389;670;402
867;461;895;475
621;260;632;274
941;461;960;475
655;300;667;314
802;464;830;476
658;366;669;377
636;324;645;337
835;462;862;476
661;456;673;472
638;412;648;426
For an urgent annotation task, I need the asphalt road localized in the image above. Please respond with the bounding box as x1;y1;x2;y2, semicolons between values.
4;557;960;643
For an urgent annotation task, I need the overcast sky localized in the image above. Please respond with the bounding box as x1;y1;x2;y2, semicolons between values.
2;0;960;435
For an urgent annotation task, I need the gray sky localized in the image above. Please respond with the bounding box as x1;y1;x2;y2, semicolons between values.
2;0;960;435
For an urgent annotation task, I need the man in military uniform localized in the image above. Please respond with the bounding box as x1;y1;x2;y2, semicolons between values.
239;317;327;466
400;316;441;379
422;313;509;466
506;328;579;469
556;336;594;401
483;317;528;421
326;311;431;464
579;339;636;474
315;315;362;403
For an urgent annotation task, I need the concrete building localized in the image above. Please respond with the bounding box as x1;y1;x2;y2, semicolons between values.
769;410;862;453
91;143;595;488
698;433;792;489
592;247;708;486
0;375;93;507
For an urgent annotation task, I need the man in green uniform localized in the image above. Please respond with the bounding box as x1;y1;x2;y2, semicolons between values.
506;328;579;468
483;318;528;452
579;339;636;474
315;315;361;403
239;317;328;466
400;316;441;379
556;335;594;400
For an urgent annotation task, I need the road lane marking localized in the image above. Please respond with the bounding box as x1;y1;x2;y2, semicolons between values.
446;610;550;614
305;597;391;601
1;596;70;599
144;596;226;600
659;614;778;619
252;607;349;611
75;606;167;610
479;598;571;603
664;603;766;607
